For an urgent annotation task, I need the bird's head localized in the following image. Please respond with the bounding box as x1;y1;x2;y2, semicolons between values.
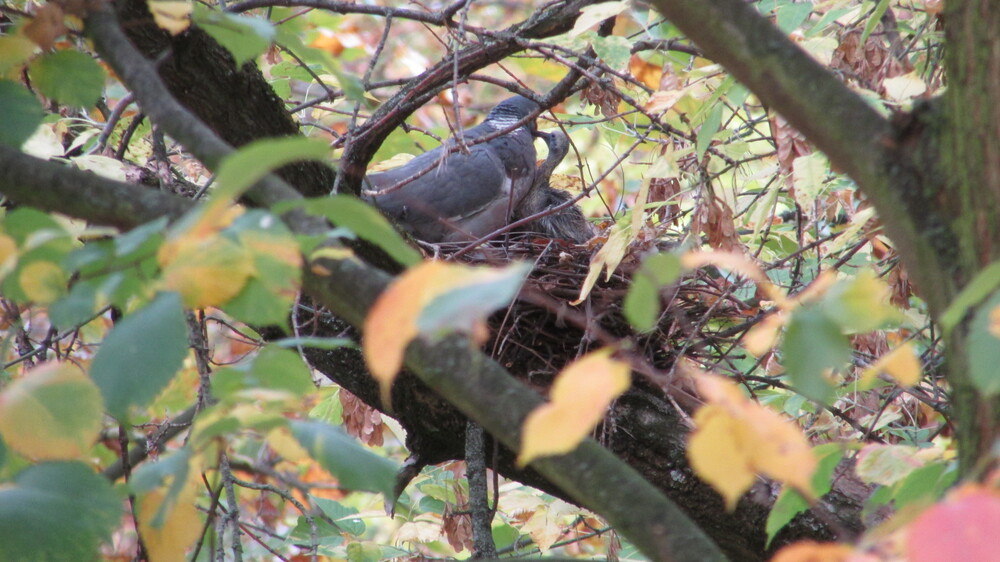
487;95;541;135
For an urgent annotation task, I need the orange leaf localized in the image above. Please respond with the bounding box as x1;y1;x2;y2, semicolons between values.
518;348;631;466
771;540;855;562
364;260;529;407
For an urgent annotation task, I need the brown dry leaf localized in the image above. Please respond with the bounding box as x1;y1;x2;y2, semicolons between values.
443;488;473;554
832;28;910;92
518;348;630;466
887;263;912;309
647;177;681;224
340;389;385;447
23;3;66;51
628;54;662;89
687;371;817;509
703;198;741;252
770;540;856;562
770;114;812;189
582;82;621;118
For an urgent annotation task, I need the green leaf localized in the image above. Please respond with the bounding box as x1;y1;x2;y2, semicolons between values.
967;290;1000;397
782;306;850;403
90;291;189;419
0;80;44;148
0;461;121;560
248;345;313;394
222;210;302;327
28;50;105;108
273;336;357;350
592;35;632;71
941;260;1000;333
696;103;723;160
892;461;956;511
214;136;330;202
273;26;366;103
193;9;274;67
764;443;842;546
417;261;532;337
775;2;813;33
861;0;891;46
129;448;193;527
48;280;98;329
313;497;366;536
624;252;682;332
821;269;901;333
290;420;397;497
290;195;422;267
223;277;293;327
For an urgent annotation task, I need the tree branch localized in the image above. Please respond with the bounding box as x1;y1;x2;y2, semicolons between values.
646;0;954;315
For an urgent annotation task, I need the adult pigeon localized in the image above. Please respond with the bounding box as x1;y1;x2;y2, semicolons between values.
514;130;593;243
364;96;540;243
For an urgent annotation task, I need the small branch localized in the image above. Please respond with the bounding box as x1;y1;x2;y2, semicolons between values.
465;421;497;558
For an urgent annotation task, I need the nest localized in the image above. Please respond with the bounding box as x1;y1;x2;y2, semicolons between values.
430;232;755;393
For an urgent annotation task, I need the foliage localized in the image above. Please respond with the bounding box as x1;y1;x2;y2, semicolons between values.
0;0;996;559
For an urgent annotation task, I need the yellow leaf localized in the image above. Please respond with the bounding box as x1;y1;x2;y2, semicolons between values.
861;342;922;388
148;0;192;35
0;362;103;460
364;260;527;407
394;521;441;545
159;235;254;308
19;260;66;304
137;464;203;561
742;312;787;356
0;233;17;279
266;426;310;462
574;222;633;304
518;348;631;466
687;372;817;509
367;153;415;173
688;404;756;509
519;501;577;553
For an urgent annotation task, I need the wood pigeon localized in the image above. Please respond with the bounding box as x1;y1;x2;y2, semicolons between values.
514;130;594;243
364;96;540;243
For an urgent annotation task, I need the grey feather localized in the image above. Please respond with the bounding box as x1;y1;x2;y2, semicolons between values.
514;130;594;244
364;96;540;243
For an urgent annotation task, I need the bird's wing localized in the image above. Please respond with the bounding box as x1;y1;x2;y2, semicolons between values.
367;145;512;241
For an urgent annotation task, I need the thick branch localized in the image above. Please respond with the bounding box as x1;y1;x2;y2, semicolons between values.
0;146;189;228
646;0;954;316
85;6;311;210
